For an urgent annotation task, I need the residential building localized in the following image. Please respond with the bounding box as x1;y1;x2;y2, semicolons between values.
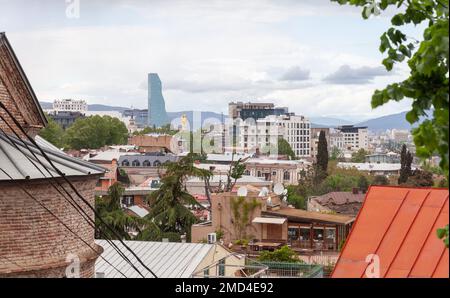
122;109;148;128
47;111;85;129
338;162;417;176
185;175;272;195
390;129;411;142
129;134;178;154
52;98;87;114
332;186;449;278
0;32;104;277
336;125;369;151
307;190;366;216
191;189;355;252
365;152;400;164
148;73;169;127
329;128;345;150
95;240;244;278
228;101;288;120
244;158;311;185
238;114;311;158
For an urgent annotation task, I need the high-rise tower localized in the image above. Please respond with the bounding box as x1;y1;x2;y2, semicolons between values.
148;73;169;127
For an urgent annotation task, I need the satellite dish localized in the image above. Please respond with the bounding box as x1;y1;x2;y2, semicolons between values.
258;187;269;197
273;183;285;195
282;189;288;196
237;186;248;197
267;196;272;206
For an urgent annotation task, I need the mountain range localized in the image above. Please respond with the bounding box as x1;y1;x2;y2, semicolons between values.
39;101;418;131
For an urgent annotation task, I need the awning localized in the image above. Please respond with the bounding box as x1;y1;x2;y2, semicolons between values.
252;217;286;225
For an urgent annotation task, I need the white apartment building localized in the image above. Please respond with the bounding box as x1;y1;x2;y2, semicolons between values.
330;128;345;150
53;99;87;114
238;114;311;158
336;125;369;151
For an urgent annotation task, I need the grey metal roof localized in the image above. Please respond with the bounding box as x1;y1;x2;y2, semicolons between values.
95;240;214;278
0;132;106;181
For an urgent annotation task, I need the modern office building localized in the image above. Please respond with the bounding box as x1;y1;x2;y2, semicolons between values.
147;73;169;128
336;125;369;151
229;101;288;120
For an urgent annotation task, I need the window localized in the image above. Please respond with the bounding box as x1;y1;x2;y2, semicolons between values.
288;227;300;241
218;259;225;277
244;170;250;175
122;160;130;167
283;171;290;181
132;160;140;167
153;160;162;167
257;171;262;177
143;160;151;167
122;196;134;207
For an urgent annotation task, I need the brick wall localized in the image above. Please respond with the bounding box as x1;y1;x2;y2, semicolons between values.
0;36;45;138
0;176;102;278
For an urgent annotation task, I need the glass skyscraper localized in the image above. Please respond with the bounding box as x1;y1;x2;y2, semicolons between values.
148;73;169;127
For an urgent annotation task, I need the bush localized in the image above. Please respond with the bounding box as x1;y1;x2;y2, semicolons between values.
258;245;301;263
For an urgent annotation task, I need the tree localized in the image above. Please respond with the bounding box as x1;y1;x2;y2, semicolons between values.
330;146;343;161
332;0;449;177
65;115;128;149
38;116;65;148
316;131;329;173
398;144;413;184
286;185;307;210
358;175;370;193
145;153;212;240
351;148;368;163
372;175;390;186
277;137;296;160
333;0;449;246
95;183;145;240
405;169;434;187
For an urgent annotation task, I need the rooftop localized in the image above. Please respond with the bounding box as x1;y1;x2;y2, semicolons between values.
95;240;217;278
264;207;355;225
332;186;449;278
0;132;105;180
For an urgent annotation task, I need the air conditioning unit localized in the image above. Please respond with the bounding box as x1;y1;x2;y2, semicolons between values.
207;233;217;244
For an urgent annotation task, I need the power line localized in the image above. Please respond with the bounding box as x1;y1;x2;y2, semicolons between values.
0;168;128;278
0;103;157;278
0;123;147;278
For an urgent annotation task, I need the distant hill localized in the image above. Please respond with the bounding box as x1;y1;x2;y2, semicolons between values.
39;101;128;112
310;116;352;127
355;111;422;132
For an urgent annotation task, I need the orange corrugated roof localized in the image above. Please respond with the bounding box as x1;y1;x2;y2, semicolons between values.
332;186;449;278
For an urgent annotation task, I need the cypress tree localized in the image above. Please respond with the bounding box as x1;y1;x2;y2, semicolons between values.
317;130;329;173
398;144;413;184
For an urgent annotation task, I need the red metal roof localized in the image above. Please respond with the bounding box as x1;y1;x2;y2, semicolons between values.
332;186;449;278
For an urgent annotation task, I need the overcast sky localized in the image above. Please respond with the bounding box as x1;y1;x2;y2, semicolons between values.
0;0;424;121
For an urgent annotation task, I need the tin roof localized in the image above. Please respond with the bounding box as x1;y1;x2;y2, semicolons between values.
0;132;105;180
95;240;215;278
332;186;449;278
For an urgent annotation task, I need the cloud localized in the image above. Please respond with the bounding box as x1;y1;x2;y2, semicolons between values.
323;65;392;84
279;66;310;81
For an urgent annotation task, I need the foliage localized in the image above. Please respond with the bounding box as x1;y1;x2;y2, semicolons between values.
215;229;224;241
286;185;307;209
358;175;370;192
277;137;296;160
330;146;343;161
437;225;449;248
372;175;390;186
258;246;302;263
405;169;434;187
222;156;246;192
65;115;128;150
333;0;449;178
117;168;130;185
399;144;414;184
38;115;65;148
95;183;146;240
351;148;368;163
316;131;329;172
146;153;211;239
230;197;261;240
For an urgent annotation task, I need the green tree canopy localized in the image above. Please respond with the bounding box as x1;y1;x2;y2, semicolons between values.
65;115;128;150
277;137;296;160
351;148;368;163
38;115;65;148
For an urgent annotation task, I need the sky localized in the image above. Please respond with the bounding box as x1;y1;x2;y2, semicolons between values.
0;0;425;122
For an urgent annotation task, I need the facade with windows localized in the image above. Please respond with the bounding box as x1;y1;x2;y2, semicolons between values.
336;125;369;151
53;99;87;114
118;153;177;168
238;114;312;158
244;158;311;185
